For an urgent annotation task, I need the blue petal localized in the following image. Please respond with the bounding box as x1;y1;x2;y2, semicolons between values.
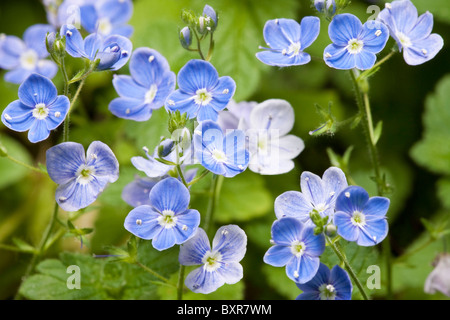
23;24;55;58
112;75;147;100
86;141;119;182
212;225;247;263
209;76;236;111
165;89;197;118
262;19;294;50
256;51;310;67
330;265;353;300
123;205;161;239
286;254;320;283
152;227;178;251
249;99;295;135
197;105;219;122
300;16;320;50
301;227;325;257
404;34;444;66
149;177;190;214
83;33;103;60
296;262;330;293
177;59;218;94
275;191;313;221
264;245;293;267
223;130;249;173
334;211;360;242
409;12;433;41
216;262;243;285
61;24;87;58
122;176;160;207
36;60;58;79
102;35;132;71
27;119;50;143
328;14;362;46
1;100;34;132
300;171;325;206
179;227;211;266
95;49;121;71
324;44;356;70
195;150;226;176
203;4;217;25
184;265;225;294
99;0;133;25
271;217;304;245
109;97;151;121
46;142;85;185
388;0;418;34
131;155;172;178
45;95;70;130
0;36;25;69
335;185;369;213
358;218;388;246
172;209;201;244
195;120;224;151
359;21;389;54
110;25;134;38
363;196;390;217
4;68;32;84
152;72;176;107
322;167;348;207
355;50;377;70
129;48;172;88
79;4;98;33
296;292;321;300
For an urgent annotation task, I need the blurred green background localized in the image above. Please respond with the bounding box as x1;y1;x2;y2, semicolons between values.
0;0;449;300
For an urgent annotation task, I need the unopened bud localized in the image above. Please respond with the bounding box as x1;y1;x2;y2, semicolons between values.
179;26;191;49
203;4;218;32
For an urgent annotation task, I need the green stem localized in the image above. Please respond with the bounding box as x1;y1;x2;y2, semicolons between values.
205;32;214;61
63;77;86;143
192;29;206;60
6;155;46;174
136;261;171;284
371;51;395;70
188;169;210;186
177;264;186;300
203;174;224;236
176;164;188;187
327;237;370;300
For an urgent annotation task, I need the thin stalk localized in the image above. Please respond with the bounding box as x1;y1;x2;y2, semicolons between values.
176;164;188;187
136;261;171;284
187;169;210;186
177;264;186;300
63;77;86;143
6;155;46;174
327;237;370;300
192;29;206;60
371;51;395;70
203;174;223;236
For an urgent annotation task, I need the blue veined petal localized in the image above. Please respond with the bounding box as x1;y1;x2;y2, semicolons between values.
256;51;296;67
35;60;58;80
262;19;293;50
362;196;390;217
179;227;211;266
276;19;301;46
357;218;388;246
46;142;86;185
409;12;433;41
152;227;178;251
195;120;224;151
301;227;326;257
271;217;304;245
1;100;34;131
27;119;50;143
328;14;363;46
334;211;360;242
99;0;133;25
171;209;201;244
286;254;320;283
99;35;132;71
354;50;377;70
300;16;320;50
330;265;353;300
300;171;326;206
0;36;25;69
275;191;313;221
222;162;247;178
165;89;197;118
324;43;356;70
216;262;243;285
177;59;219;94
60;24;87;58
195;150;227;176
249;156;295;176
296;291;321;300
209;76;236;111
86;141;119;182
129;48;172;88
359;21;389;54
79;4;98;34
335;186;369;213
95;48;121;71
322;166;348;207
123;205;162;239
23;24;55;58
149;177;190;214
112;75;147;100
109;97;151;121
197;104;219;122
277;134;305;160
110;25;134;38
388;0;418;34
404;34;444;66
263;245;292;267
83;33;102;60
122;176;161;207
296;262;330;294
131;155;172;178
4;68;32;84
184;265;225;294
212;225;247;263
223;130;248;169
249;99;295;136
152;72;176;107
18;74;57;106
45;95;70;130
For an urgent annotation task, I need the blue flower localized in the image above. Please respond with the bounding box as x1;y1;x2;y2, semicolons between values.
124;177;201;251
79;0;134;38
179;225;247;294
256;17;320;67
46;141;119;212
378;0;444;66
314;0;336;16
202;4;218;31
165;59;236;122
108;48;175;121
264;217;325;283
334;186;389;246
296;263;353;300
1;73;69;143
323;13;389;70
61;24;132;71
193;120;249;178
217;100;257;131
274;167;348;225
0;24;57;84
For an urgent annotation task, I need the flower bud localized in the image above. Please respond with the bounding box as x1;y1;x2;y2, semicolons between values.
314;0;337;18
203;4;218;32
179;26;191;49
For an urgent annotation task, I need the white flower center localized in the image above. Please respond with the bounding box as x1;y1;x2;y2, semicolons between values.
194;88;212;106
346;39;364;54
20;49;38;70
396;32;412;48
202;251;222;272
211;149;227;163
76;164;96;185
97;17;112;35
157;209;177;228
290;240;306;257
319;283;337;300
144;84;158;104
314;202;328;213
351;211;366;227
32;103;49;120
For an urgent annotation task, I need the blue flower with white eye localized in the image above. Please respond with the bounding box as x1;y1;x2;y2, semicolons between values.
274;167;348;226
323;13;389;70
79;0;134;37
193;120;249;178
0;24;57;84
334;186;389;246
61;24;132;71
256;16;320;67
246;99;304;175
108;48;175;121
124;177;201;251
165;59;236;122
1;73;69;143
179;225;247;294
377;0;444;66
296;263;353;300
264;217;325;283
46;141;119;212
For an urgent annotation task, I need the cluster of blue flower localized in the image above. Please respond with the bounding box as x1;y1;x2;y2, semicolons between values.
0;0;444;299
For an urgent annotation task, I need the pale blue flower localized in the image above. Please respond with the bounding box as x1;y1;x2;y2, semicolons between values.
323;13;389;70
256;17;320;67
217;100;257;131
179;225;247;294
378;0;444;65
